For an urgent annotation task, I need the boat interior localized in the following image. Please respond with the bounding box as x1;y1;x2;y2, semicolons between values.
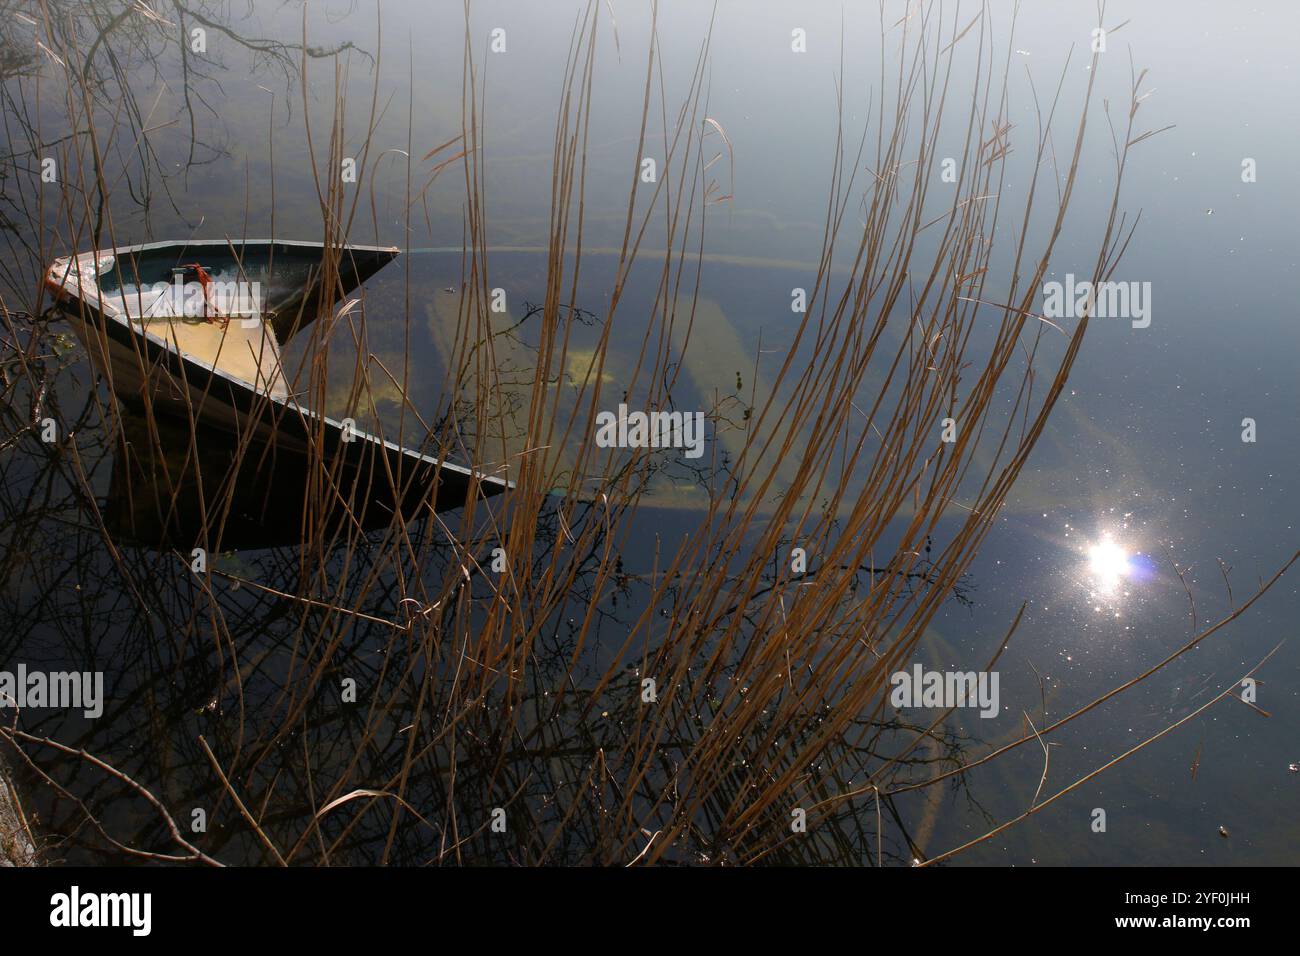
49;241;398;402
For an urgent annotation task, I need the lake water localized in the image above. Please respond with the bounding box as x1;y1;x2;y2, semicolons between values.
0;0;1296;865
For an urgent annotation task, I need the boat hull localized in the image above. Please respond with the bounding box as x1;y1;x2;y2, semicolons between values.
47;241;508;542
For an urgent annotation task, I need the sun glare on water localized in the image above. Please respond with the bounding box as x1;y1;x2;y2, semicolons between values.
1087;536;1131;594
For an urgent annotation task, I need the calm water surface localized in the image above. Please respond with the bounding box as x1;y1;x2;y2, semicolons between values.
1;0;1296;864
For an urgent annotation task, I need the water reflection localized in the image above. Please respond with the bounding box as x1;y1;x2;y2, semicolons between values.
102;406;444;551
1086;534;1132;597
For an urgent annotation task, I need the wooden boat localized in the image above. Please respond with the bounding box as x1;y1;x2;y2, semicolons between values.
45;239;508;537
